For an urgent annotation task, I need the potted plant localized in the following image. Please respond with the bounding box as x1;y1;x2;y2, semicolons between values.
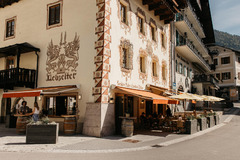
26;117;59;144
185;115;198;134
197;115;207;131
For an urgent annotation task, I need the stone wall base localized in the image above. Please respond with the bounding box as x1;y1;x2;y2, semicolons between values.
82;103;115;137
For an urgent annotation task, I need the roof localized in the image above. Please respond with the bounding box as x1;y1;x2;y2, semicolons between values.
142;0;187;24
0;0;19;8
0;42;40;58
208;44;240;54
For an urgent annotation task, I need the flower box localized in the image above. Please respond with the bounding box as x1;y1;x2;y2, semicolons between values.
197;117;207;131
185;119;198;134
207;116;215;128
26;123;59;144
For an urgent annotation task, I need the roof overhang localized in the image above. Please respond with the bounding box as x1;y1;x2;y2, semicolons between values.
0;42;40;58
0;0;20;8
142;0;187;24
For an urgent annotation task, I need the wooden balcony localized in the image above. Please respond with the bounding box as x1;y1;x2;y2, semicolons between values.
0;68;36;90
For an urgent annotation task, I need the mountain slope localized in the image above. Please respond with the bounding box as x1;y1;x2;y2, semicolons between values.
214;30;240;51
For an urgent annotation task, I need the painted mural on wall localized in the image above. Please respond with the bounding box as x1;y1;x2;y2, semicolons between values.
46;32;80;81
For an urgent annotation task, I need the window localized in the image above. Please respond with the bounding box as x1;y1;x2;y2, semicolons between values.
238;57;240;63
140;56;146;73
47;1;62;29
216;73;220;80
120;3;127;24
122;48;130;69
6;19;15;38
152;62;157;77
138;16;144;34
221;57;230;64
161;33;166;48
45;96;77;116
6;57;15;69
183;66;186;76
120;39;133;71
222;72;231;80
214;58;218;65
176;60;178;72
179;63;183;74
162;65;166;80
150;25;156;41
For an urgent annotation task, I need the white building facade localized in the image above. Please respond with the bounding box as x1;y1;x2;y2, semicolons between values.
0;0;185;137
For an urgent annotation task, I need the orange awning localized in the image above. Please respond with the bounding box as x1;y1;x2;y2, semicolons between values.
2;85;79;98
115;86;179;104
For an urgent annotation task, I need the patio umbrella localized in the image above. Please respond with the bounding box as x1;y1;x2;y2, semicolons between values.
201;96;224;102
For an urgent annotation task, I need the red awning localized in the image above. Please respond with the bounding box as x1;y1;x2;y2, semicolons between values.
2;85;79;98
3;90;41;98
115;86;179;105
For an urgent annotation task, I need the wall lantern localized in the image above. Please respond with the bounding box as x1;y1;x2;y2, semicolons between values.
38;96;42;101
78;94;82;100
141;99;145;104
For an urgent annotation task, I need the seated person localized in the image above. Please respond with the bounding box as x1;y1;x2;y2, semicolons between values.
192;110;197;118
19;101;30;115
178;115;183;121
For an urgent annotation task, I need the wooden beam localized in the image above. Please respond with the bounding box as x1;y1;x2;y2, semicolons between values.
142;0;154;5
154;8;169;16
149;2;164;11
160;14;173;20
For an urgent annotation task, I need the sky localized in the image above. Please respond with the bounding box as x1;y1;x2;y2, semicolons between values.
209;0;240;36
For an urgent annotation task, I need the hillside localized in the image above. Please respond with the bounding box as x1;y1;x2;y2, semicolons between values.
214;30;240;51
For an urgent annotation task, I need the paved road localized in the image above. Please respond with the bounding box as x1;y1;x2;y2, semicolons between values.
1;111;240;160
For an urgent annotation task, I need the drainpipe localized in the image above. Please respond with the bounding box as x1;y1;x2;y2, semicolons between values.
170;21;176;93
34;51;39;102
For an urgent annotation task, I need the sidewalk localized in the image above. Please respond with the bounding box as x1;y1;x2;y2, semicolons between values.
0;107;239;153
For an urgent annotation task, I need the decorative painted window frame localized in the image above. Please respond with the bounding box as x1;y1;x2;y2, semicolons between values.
151;54;159;82
119;38;133;77
117;0;132;33
136;7;146;38
46;0;63;30
4;16;16;41
149;18;157;43
138;49;148;82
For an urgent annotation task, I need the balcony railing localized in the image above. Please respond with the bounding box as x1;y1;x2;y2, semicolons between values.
176;35;210;70
192;74;219;88
186;0;205;35
176;13;208;54
0;68;36;89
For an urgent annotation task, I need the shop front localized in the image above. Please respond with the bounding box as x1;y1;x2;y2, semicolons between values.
113;86;179;135
2;85;80;133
